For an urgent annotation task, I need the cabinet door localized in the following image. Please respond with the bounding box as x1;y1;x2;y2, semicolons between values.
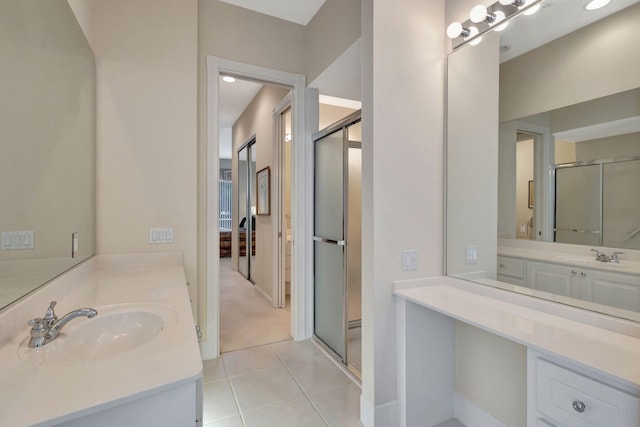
583;270;640;312
526;261;578;298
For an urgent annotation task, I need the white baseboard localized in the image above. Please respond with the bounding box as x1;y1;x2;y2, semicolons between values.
360;395;398;427
454;393;507;427
360;395;374;427
254;282;274;305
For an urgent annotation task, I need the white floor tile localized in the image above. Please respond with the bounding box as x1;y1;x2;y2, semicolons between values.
204;415;245;427
270;339;324;366
230;365;304;413
202;379;240;423
222;345;283;377
309;382;363;427
242;396;327;427
203;358;227;383
288;357;352;394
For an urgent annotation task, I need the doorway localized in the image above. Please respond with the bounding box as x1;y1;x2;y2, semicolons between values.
313;111;362;378
204;56;314;360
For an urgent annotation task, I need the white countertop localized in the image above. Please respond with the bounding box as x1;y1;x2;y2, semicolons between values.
0;253;202;427
497;239;640;275
394;276;640;388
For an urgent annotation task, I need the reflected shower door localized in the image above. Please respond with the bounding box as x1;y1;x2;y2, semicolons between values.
555;165;602;246
314;128;347;362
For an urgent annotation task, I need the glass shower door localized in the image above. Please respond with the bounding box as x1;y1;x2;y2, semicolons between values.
314;128;347;362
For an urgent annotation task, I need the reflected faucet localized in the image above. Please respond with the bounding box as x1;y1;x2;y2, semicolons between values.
590;249;625;263
28;301;97;348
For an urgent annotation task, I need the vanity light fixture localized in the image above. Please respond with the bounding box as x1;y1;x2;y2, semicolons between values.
447;0;543;48
585;0;611;11
222;75;236;83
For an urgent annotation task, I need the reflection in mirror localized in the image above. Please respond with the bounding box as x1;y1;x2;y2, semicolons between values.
0;1;95;310
448;0;640;322
237;139;256;282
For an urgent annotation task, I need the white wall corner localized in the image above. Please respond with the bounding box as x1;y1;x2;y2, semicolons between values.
454;393;507;427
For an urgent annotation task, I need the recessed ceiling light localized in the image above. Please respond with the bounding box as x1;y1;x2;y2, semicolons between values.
585;0;611;11
222;76;236;83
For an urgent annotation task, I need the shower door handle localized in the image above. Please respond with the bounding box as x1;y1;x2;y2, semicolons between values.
313;236;346;246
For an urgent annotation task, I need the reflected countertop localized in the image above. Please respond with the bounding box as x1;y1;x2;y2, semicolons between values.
498;239;640;275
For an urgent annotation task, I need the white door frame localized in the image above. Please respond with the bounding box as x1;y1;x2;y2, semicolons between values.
202;56;317;359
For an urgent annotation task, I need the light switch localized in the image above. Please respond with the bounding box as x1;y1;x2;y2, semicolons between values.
465;245;478;265
149;228;173;244
402;250;418;271
1;231;35;250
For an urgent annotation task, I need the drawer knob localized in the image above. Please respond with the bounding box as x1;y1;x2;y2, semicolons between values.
580;271;587;278
571;269;577;275
499;263;505;268
572;400;586;413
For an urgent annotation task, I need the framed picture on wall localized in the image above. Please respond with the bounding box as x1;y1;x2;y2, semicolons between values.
528;180;534;209
257;166;271;215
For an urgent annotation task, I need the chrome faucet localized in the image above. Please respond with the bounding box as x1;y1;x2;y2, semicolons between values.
28;301;97;348
590;249;610;262
590;249;624;263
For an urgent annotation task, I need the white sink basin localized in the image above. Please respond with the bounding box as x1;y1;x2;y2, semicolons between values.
19;304;178;364
61;304;177;361
63;311;162;360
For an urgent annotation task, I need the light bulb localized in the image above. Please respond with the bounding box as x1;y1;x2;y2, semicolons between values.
222;76;236;83
470;5;491;24
470;36;483;46
447;22;469;39
491;10;507;28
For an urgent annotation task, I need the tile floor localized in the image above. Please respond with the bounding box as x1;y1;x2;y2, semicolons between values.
202;340;363;426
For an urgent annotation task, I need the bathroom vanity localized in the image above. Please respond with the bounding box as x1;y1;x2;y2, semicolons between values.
394;277;640;427
497;240;640;314
0;253;203;427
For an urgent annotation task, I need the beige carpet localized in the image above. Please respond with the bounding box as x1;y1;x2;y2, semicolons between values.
219;257;291;353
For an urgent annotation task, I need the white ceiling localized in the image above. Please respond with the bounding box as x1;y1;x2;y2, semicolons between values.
219;77;263;130
219;0;326;25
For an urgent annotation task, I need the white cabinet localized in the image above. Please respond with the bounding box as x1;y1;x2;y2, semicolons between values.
525;261;579;298
587;270;640;312
528;350;640;427
497;256;525;285
518;260;640;313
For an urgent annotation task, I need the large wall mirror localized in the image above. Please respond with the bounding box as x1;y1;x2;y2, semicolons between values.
447;0;640;322
0;1;95;310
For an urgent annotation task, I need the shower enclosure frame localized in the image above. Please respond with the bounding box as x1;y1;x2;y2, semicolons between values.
312;110;362;375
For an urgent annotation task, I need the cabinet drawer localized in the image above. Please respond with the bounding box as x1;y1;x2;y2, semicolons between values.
536;419;555;427
497;256;524;278
536;358;640;427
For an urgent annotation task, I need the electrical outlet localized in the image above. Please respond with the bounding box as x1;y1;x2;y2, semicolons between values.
402;250;418;271
465;246;478;265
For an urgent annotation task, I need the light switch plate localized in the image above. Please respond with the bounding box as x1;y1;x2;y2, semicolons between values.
149;228;174;244
1;231;35;250
402;250;418;271
465;245;478;265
